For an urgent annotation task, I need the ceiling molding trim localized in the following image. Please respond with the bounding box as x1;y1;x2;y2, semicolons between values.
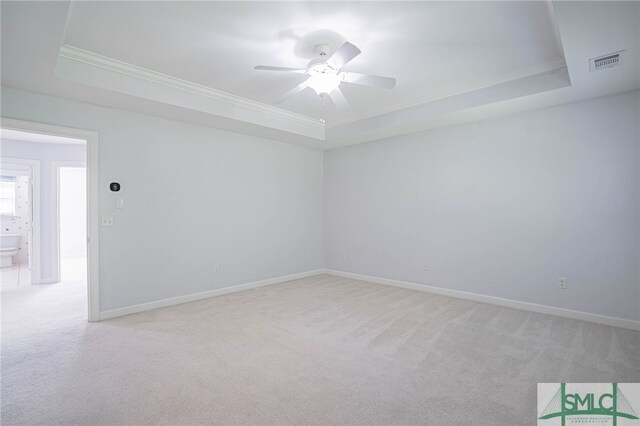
57;45;325;133
326;65;571;145
329;58;568;128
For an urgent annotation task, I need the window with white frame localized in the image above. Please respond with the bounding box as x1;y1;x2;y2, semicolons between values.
0;176;17;216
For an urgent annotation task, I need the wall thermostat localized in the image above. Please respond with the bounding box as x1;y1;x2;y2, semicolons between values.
109;182;121;192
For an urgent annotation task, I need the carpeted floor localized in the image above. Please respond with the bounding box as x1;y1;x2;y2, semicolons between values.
1;273;638;425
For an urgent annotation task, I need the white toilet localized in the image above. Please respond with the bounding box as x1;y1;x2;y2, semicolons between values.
0;234;21;268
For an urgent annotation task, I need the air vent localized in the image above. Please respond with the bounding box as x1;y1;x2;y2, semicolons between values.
590;50;625;72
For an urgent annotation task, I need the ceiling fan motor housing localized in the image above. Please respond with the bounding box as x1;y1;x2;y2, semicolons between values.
315;43;331;57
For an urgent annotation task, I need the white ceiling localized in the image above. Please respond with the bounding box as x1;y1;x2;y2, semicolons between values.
1;1;638;149
63;1;565;124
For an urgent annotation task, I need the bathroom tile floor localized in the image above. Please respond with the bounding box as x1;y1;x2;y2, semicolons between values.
0;262;30;290
0;257;85;290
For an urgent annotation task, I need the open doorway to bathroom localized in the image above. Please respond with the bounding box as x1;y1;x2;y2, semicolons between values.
0;120;99;321
0;167;32;287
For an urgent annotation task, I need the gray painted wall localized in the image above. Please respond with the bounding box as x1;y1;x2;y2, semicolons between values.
1;87;324;311
325;90;640;321
2;87;638;322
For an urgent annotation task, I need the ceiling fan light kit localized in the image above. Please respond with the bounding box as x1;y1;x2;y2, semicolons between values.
255;41;397;108
306;63;344;95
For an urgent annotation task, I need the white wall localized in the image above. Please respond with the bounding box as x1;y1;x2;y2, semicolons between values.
3;86;637;323
0;140;86;280
325;90;640;322
1;87;324;311
60;167;87;259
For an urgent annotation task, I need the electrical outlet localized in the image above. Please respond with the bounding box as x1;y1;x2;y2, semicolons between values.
424;264;429;271
101;216;114;227
342;252;346;261
558;278;568;289
213;264;220;274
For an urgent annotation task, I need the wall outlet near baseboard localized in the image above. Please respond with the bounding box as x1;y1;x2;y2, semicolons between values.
424;264;429;271
213;264;220;274
558;278;568;289
342;252;346;261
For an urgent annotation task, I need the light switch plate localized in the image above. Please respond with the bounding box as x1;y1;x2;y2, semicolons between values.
115;198;124;209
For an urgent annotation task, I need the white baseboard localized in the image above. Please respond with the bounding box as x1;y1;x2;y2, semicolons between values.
99;269;325;321
324;269;640;331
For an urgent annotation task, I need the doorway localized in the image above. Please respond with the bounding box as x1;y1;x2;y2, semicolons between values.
0;164;34;288
0;119;99;321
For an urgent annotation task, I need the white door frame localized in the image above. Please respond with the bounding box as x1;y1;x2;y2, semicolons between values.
52;161;87;284
1;118;100;322
0;158;40;280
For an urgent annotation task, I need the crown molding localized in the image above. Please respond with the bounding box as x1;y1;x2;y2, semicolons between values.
56;46;569;146
57;45;325;135
328;0;567;128
328;58;568;128
325;64;571;147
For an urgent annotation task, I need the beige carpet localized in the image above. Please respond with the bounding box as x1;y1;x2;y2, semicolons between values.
2;273;638;425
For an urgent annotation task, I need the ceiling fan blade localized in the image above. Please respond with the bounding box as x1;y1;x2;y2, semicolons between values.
326;42;361;70
255;65;307;74
328;86;349;109
342;72;396;89
273;81;309;104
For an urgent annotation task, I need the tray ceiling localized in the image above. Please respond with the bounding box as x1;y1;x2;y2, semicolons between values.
1;1;638;148
63;1;565;124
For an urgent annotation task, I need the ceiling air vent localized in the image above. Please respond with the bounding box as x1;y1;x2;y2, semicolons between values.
589;50;625;72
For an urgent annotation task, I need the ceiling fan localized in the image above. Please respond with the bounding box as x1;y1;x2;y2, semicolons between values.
254;42;396;108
